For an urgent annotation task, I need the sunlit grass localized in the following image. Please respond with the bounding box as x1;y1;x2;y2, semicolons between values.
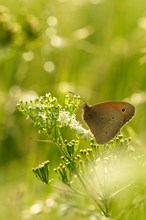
1;0;146;219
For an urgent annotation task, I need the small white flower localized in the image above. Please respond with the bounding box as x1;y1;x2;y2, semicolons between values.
57;110;71;126
38;112;47;120
35;103;46;109
70;116;93;140
57;110;93;140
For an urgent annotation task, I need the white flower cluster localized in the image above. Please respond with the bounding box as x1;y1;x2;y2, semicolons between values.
57;110;92;140
57;110;71;127
70;116;93;140
18;93;93;141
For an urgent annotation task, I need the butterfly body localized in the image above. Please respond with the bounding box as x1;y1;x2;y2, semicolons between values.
83;101;135;144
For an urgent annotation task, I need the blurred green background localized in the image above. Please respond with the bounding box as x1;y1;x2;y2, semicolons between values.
1;0;146;219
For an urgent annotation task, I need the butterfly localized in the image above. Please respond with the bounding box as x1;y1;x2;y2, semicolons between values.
82;101;135;144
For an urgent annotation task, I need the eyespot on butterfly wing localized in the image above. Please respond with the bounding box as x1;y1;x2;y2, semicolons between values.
82;101;135;144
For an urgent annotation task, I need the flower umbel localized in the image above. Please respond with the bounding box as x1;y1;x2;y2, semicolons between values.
17;93;91;142
32;160;50;184
17;92;138;219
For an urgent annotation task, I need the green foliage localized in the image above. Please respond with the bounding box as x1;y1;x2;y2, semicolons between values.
0;5;17;46
0;4;41;48
1;0;146;219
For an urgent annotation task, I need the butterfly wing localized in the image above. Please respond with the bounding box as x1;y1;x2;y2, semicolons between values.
97;101;135;125
83;102;135;144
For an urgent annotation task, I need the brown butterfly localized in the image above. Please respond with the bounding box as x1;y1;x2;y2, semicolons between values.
82;101;135;144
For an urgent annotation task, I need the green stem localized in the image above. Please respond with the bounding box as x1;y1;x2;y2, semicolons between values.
70;160;108;216
56;129;71;160
102;198;110;217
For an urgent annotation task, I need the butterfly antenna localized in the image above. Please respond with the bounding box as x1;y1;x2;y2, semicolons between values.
68;91;87;108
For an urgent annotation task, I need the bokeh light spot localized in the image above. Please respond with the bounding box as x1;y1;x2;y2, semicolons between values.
47;16;58;27
44;61;55;73
138;17;146;29
30;202;43;214
50;36;64;47
45;27;57;38
22;51;34;62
